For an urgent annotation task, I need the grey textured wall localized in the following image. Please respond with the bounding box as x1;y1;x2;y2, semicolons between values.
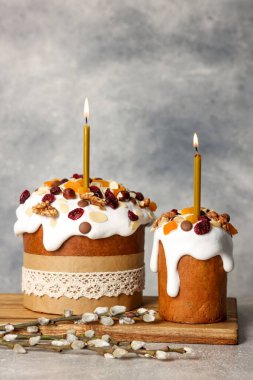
0;0;252;298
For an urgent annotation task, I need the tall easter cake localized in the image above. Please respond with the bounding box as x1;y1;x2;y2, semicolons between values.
150;207;237;324
14;175;156;314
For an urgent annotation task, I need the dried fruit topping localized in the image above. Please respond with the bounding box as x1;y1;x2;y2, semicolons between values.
51;180;61;187
105;189;119;209
130;197;137;204
180;220;193;232
199;215;210;222
20;190;30;204
128;210;139;221
135;192;144;201
72;173;83;179
149;201;157;212
89;186;103;199
63;188;76;199
163;220;178;235
194;219;211;235
59;178;69;185
105;188;114;198
106;196;119;209
42;194;56;203
50;186;61;195
181;207;194;215
118;191;130;202
68;208;84;220
171;209;178;215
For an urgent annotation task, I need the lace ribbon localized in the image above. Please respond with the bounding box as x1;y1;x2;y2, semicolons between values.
22;266;145;300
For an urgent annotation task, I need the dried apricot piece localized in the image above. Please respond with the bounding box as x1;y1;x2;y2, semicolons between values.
163;220;178;235
186;214;198;224
149;201;157;212
44;179;60;187
181;207;194;215
228;223;238;236
64;180;82;192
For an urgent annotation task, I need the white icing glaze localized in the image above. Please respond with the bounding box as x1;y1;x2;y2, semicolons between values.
150;220;234;297
14;181;155;251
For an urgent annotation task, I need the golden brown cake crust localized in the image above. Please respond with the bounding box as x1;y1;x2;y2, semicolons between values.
23;225;145;256
158;241;227;324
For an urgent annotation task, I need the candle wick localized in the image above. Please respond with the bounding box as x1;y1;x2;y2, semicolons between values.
85;117;88;124
195;147;199;153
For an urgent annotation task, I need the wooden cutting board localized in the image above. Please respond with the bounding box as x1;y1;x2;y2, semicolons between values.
0;294;238;345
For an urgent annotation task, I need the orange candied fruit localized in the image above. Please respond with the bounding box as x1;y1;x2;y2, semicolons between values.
44;179;60;187
186;214;198;224
149;201;157;212
91;179;110;187
64;179;82;192
228;223;238;236
163;220;178;235
113;186;126;197
181;207;194;215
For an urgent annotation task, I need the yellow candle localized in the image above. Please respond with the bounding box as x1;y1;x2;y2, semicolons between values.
193;133;201;220
83;98;90;189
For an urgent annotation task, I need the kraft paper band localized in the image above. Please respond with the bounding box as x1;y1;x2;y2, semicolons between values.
23;292;143;315
24;252;144;273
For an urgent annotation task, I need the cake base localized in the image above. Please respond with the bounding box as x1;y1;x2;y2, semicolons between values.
158;241;227;324
23;292;143;315
0;294;238;345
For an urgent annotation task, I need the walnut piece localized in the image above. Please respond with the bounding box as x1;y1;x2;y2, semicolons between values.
80;193;106;210
32;201;58;217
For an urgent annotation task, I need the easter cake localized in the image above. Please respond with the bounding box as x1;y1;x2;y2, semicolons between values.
150;207;237;324
14;175;156;314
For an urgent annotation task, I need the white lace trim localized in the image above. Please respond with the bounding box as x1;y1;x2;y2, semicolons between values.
22;266;145;300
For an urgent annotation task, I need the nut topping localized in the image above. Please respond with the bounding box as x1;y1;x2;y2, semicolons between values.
32;201;58;217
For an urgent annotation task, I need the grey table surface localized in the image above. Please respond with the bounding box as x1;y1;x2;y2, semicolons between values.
0;297;252;380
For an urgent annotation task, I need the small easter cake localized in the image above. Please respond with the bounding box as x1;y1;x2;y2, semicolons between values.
150;207;237;324
14;175;156;314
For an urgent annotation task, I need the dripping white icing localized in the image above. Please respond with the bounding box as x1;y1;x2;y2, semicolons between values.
14;183;155;252
150;222;234;297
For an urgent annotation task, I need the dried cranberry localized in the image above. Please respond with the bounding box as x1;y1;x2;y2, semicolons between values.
105;188;114;198
171;209;178;215
90;186;103;199
106;197;119;209
20;190;30;204
135;192;144;201
105;188;119;209
59;178;68;185
194;220;211;235
128;210;139;221
68;208;84;220
199;215;210;222
72;173;82;179
118;190;130;202
42;194;56;203
50;186;61;195
63;188;76;199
